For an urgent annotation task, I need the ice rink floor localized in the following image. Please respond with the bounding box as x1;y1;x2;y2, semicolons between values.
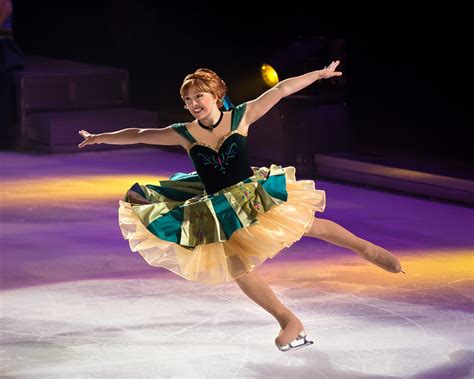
1;147;473;378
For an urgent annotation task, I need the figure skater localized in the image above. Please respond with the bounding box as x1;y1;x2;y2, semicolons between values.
78;61;404;352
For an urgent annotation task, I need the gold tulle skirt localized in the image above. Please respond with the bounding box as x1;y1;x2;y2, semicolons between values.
118;165;326;285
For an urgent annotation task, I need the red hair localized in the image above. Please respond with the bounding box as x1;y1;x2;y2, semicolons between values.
180;68;227;108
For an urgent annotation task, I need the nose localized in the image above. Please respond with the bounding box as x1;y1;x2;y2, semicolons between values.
189;99;200;107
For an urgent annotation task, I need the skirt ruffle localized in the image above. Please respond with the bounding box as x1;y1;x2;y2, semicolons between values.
118;164;326;285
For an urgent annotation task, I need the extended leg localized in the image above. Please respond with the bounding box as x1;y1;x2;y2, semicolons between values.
304;217;404;274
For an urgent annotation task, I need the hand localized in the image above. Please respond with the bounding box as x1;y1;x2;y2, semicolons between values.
78;130;100;148
319;60;343;80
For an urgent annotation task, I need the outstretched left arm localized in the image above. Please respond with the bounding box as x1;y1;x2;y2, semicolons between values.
244;60;342;126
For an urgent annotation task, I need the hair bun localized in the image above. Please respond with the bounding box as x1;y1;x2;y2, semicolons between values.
195;68;217;76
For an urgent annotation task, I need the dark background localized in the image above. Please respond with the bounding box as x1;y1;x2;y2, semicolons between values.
12;1;473;161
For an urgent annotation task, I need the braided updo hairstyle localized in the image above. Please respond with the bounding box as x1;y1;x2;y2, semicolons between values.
180;68;227;109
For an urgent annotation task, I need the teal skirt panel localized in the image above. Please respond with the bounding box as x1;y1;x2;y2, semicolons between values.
123;165;289;248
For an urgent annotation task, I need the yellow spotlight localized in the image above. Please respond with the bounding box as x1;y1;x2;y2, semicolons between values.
261;63;279;87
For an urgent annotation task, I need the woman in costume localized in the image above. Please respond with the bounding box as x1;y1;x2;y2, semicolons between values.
78;61;405;352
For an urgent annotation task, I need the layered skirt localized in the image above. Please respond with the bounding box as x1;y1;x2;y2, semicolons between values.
118;164;326;285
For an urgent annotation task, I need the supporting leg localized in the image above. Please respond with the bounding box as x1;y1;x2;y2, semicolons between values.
234;271;306;346
304;218;404;274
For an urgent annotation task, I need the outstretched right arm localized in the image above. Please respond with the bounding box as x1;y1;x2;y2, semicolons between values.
77;126;181;149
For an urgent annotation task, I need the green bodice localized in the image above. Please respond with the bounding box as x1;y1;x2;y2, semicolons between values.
172;103;254;194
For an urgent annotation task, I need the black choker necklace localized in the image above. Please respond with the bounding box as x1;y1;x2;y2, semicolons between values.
198;111;223;132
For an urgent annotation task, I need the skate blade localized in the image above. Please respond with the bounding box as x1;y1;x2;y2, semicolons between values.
276;332;315;352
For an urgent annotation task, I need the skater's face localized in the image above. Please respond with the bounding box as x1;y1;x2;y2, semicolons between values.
182;86;218;119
